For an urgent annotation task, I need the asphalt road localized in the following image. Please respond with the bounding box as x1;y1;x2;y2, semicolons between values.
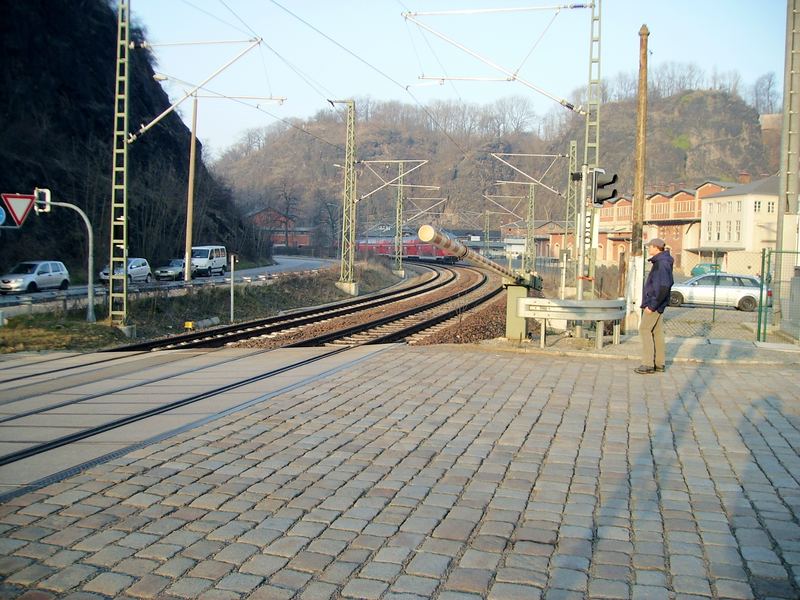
0;256;337;315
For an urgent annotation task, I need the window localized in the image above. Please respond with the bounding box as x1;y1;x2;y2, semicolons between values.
726;221;732;241
726;201;732;213
736;221;741;241
37;263;51;275
717;276;737;287
737;201;742;212
736;277;759;288
707;220;713;241
754;200;761;212
767;201;775;213
715;221;721;241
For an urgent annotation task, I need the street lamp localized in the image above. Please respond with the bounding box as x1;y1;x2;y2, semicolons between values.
152;73;286;282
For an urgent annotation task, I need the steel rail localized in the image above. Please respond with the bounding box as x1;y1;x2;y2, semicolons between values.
0;266;492;468
289;268;491;347
0;346;353;468
113;265;445;351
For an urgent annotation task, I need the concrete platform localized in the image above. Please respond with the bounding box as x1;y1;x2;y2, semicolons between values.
0;343;798;599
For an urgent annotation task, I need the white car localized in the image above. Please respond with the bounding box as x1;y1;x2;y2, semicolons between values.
99;258;152;284
0;261;70;294
669;273;770;312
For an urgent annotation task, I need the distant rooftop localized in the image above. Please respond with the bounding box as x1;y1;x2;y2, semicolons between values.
703;175;779;199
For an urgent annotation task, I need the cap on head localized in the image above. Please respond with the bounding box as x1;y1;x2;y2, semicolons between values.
648;238;666;250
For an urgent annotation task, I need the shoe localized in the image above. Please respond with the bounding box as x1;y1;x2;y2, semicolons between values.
654;365;665;372
634;365;655;374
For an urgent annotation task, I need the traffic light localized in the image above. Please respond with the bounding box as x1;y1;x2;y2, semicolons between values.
34;187;51;214
591;170;618;207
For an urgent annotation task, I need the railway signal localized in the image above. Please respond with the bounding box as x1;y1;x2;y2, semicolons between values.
592;169;618;207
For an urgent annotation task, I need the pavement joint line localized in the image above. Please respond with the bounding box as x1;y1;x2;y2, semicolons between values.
0;344;396;504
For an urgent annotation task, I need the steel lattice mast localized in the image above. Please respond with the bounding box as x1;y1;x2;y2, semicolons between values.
565;139;578;257
109;0;130;325
332;100;358;295
394;162;404;275
524;184;536;274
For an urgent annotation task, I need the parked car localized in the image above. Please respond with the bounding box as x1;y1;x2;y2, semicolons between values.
99;258;152;284
154;259;186;281
0;261;70;294
669;273;770;312
190;245;227;277
690;262;721;277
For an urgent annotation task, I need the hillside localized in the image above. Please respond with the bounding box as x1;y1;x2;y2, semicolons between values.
214;91;774;234
0;0;262;278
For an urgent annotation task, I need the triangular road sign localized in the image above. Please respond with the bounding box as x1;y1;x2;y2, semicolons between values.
1;193;35;227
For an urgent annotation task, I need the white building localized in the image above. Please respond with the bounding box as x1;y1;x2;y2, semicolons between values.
700;175;781;274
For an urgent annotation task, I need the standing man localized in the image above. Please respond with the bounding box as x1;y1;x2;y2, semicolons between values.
635;238;674;374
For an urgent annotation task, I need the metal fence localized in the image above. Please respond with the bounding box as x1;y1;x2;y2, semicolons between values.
757;249;800;343
535;248;800;344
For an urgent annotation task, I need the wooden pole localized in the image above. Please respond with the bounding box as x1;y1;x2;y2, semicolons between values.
624;24;649;332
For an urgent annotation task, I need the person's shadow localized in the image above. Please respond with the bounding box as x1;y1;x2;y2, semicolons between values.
530;340;800;599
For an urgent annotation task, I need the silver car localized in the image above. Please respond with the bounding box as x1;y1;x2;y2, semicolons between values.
669;273;769;312
154;259;186;281
0;261;70;294
99;258;152;284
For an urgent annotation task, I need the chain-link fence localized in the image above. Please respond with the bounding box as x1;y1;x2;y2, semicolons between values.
757;249;800;343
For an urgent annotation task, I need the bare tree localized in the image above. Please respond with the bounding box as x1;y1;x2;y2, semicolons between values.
751;72;780;114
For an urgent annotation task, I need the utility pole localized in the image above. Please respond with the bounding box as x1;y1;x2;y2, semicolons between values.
774;0;800;327
331;100;358;296
184;93;198;283
625;24;650;332
108;0;130;330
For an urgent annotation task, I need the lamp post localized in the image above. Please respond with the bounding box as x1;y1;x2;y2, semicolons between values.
152;73;286;283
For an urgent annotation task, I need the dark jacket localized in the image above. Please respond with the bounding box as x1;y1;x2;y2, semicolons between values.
642;251;674;313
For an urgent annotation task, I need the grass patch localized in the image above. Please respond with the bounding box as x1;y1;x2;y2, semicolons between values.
0;260;401;353
0;315;127;354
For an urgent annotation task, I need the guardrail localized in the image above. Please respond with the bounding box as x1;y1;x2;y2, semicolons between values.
518;298;626;349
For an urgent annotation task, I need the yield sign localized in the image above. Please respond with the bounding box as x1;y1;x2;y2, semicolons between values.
1;193;35;227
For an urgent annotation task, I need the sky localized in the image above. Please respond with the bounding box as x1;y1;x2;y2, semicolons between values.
131;1;787;157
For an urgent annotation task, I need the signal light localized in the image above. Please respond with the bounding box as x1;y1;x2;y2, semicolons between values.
34;188;51;214
591;169;618;207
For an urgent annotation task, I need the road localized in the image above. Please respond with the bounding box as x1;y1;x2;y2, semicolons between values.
0;256;337;317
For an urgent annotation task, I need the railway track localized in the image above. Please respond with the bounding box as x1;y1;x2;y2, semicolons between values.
115;263;448;350
0;264;502;496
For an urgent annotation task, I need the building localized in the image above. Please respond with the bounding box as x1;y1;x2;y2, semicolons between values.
248;207;316;249
699;174;780;273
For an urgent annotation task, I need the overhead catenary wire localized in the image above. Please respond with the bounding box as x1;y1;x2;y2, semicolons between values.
513;8;561;76
179;0;251;36
267;0;471;159
154;73;343;151
146;0;350;134
397;0;462;102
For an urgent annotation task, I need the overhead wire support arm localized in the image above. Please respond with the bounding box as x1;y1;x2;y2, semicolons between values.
403;14;584;114
491;153;565;197
128;37;262;142
359;160;429;202
139;38;258;48
405;4;591;16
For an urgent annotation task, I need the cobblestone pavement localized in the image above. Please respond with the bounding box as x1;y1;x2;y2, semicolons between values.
1;345;799;599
